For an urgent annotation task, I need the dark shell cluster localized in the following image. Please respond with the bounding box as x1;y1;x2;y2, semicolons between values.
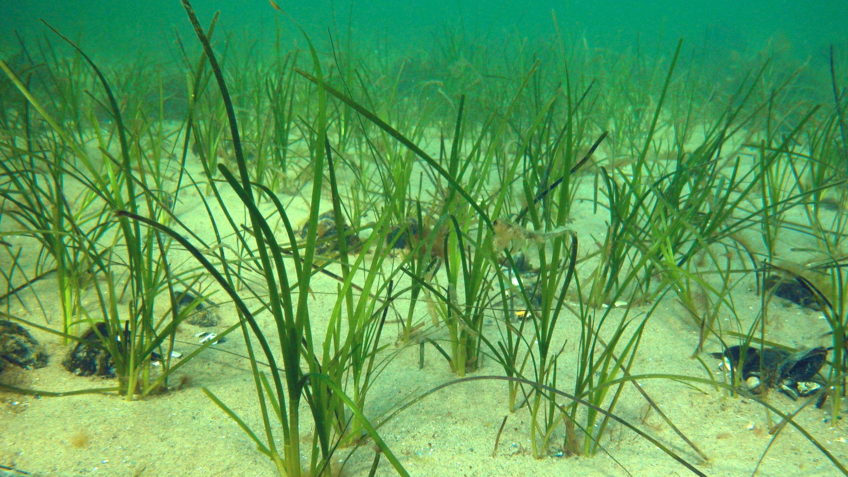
63;322;128;377
499;253;543;318
386;219;421;250
763;274;823;311
60;290;219;378
299;211;362;255
0;320;48;374
712;345;828;405
175;290;219;327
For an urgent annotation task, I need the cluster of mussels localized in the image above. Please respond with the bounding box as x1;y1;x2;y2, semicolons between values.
711;345;828;406
0;320;48;375
2;290;219;381
711;274;831;407
64;290;219;377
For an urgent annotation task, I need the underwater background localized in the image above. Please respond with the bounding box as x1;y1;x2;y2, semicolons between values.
4;0;848;63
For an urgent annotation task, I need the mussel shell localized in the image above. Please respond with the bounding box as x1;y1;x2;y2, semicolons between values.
777;347;827;382
0;320;48;370
714;345;789;380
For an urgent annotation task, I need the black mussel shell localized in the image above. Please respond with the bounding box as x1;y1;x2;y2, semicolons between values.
176;290;205;310
299;211;361;255
0;320;48;370
63;322;128;377
763;275;823;311
174;290;219;327
778;347;827;382
386;219;420;250
714;344;828;396
712;345;788;380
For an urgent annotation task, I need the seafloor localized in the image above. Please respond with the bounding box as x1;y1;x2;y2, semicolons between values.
2;143;846;476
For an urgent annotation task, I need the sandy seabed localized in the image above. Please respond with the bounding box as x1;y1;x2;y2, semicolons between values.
2;146;848;477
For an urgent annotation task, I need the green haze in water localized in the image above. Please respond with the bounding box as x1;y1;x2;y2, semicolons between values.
2;0;847;64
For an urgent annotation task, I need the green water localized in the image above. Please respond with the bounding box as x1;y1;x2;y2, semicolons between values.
4;1;847;62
